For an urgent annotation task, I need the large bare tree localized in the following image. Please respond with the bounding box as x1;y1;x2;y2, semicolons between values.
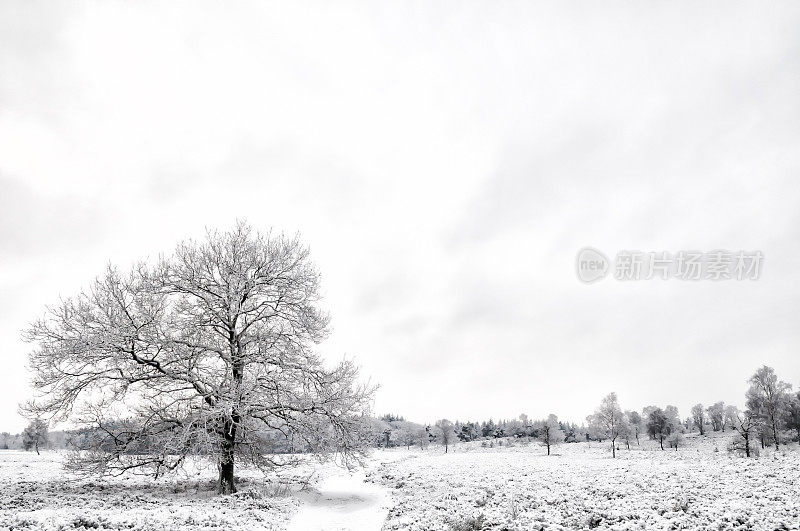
23;223;373;493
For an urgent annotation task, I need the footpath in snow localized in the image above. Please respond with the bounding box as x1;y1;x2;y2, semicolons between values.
287;451;408;531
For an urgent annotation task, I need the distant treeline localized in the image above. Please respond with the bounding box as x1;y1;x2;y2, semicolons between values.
371;365;800;458
370;414;586;449
1;430;69;450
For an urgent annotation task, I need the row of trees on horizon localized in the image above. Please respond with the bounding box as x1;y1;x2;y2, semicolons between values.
373;365;800;458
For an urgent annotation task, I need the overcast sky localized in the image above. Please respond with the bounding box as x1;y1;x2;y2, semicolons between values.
1;1;799;432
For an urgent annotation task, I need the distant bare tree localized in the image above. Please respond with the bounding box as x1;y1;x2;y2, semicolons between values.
665;405;681;429
690;404;705;435
723;405;738;433
706;402;725;432
22;418;48;455
783;391;800;446
435;419;456;453
667;429;685;451
537;414;561;455
519;413;530;437
619;413;635;450
22;223;374;494
415;427;430;450
747;366;791;451
646;408;669;450
727;406;761;457
625;411;642;445
398;424;418;450
588;393;624;458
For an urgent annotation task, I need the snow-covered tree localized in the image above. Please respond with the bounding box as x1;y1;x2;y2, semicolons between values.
415;427;430;450
537;414;562;455
706;402;726;432
691;404;705;435
458;422;480;442
625;411;642;445
747;366;791;451
395;421;422;449
22;223;374;493
435;419;456;453
727;406;761;457
664;405;681;428
22;418;48;455
587;393;624;458
783;391;800;446
646;407;670;450
667;429;685;451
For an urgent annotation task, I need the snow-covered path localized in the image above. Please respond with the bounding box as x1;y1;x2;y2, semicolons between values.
286;469;391;531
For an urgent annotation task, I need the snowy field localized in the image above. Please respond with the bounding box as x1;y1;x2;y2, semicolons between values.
3;434;800;530
0;450;302;530
371;434;800;531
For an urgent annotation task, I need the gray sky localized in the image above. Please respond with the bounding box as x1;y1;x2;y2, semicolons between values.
1;1;799;432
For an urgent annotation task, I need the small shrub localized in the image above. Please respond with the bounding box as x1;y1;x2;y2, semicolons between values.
509;494;518;519
448;513;486;530
69;516;105;529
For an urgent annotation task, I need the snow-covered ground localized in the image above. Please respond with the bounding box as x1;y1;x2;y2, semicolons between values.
287;469;389;531
0;450;300;530
3;435;799;530
371;434;800;530
285;451;411;531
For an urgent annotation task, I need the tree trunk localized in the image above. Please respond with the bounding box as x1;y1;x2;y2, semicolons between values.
659;435;664;450
219;335;243;495
219;457;235;494
218;419;237;494
611;439;615;458
35;441;40;456
771;417;779;451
